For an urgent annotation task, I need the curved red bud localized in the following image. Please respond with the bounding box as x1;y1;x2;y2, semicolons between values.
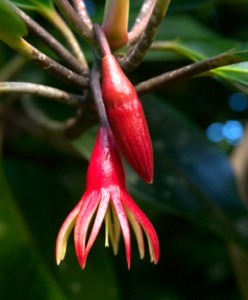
101;54;153;183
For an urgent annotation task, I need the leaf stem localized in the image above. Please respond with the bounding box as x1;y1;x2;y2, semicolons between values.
7;38;88;88
20;96;97;140
53;0;94;45
72;0;93;30
15;6;86;75
43;8;89;70
128;0;156;44
21;98;65;132
120;0;171;73
0;82;85;107
135;51;248;95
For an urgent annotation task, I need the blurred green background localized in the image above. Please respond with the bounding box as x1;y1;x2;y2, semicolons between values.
1;0;248;299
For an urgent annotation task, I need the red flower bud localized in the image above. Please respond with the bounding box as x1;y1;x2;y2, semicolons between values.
101;54;153;183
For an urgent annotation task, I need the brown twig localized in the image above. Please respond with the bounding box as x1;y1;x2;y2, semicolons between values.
53;0;94;44
120;0;171;73
15;7;86;75
15;39;88;88
0;82;86;107
135;51;246;95
72;0;93;30
93;24;111;57
128;0;156;44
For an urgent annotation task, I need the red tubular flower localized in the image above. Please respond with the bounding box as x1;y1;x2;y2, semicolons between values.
56;126;159;269
101;54;154;183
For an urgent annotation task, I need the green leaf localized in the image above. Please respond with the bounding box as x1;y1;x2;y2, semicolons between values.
0;0;27;42
171;38;238;61
152;37;248;93
214;62;248;88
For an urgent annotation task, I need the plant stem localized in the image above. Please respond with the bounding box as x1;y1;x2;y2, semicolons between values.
20;96;97;140
15;6;86;75
43;8;89;70
21;98;65;132
93;24;111;57
120;0;171;73
72;0;93;30
0;82;85;107
6;38;88;88
128;0;156;43
53;0;94;45
90;57;109;126
135;51;248;95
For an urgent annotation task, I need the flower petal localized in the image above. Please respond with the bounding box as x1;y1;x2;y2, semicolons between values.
55;199;83;265
74;190;101;268
83;188;110;264
122;193;160;264
111;187;131;269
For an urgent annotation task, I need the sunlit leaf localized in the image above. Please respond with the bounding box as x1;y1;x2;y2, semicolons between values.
214;62;248;88
171;38;238;61
173;39;248;91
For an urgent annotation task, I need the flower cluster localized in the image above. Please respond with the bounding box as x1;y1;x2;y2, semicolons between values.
56;25;159;269
56;126;159;269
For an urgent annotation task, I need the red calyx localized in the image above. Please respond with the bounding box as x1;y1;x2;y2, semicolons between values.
101;54;154;183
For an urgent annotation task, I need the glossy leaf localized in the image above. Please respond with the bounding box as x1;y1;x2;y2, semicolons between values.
172;39;248;91
170;38;238;61
215;62;248;88
0;0;27;41
151;33;248;92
